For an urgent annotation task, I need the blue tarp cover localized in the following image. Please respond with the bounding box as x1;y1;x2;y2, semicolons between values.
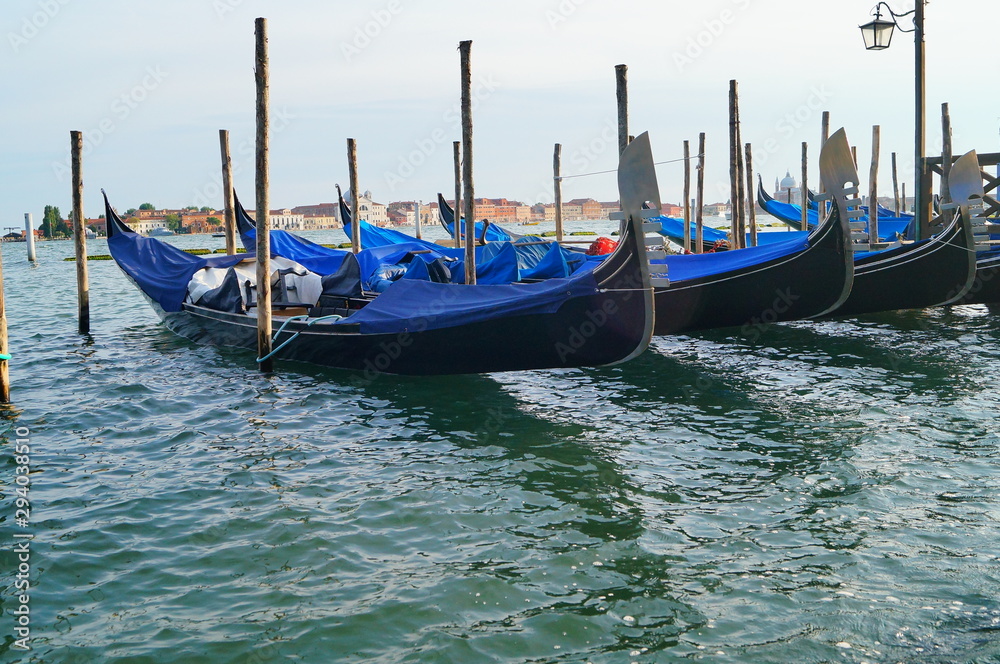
111;228;603;335
330;270;599;335
653;233;811;283
761;199;911;239
109;232;250;312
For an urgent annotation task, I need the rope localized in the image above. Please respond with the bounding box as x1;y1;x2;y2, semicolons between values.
256;313;343;364
556;155;704;181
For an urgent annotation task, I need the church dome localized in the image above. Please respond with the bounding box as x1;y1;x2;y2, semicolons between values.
779;171;797;190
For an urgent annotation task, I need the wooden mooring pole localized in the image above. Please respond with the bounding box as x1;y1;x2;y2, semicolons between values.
347;138;361;255
254;17;273;372
553;143;564;243
452;141;461;248
71;130;89;334
683;140;691;252
615;64;628;157
24;214;36;263
0;237;9;403
695;132;706;253
219;129;237;255
869;125;880;250
746;143;757;247
941;102;953;206
891;152;900;216
819;111;830;217
728;80;743;247
459;40;476;285
800;142;808;233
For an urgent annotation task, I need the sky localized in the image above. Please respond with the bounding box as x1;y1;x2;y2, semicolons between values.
1;0;997;225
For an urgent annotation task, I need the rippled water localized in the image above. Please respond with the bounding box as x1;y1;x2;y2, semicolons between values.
2;232;999;663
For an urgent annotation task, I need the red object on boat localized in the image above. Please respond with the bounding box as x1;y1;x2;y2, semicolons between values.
586;237;618;255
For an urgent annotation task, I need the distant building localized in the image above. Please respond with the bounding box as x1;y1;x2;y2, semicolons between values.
443;197;530;225
565;198;603;219
345;190;389;227
772;171;803;205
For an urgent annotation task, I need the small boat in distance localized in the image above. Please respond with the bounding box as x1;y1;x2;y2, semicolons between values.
148;227;175;237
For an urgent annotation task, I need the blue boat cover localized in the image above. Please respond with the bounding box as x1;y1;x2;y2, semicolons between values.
761;199;911;239
446;219;512;243
652;233;811;283
330;268;599;335
343;220;448;252
109;231;251;312
655;216;729;244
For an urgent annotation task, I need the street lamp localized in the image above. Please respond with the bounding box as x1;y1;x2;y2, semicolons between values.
860;1;927;239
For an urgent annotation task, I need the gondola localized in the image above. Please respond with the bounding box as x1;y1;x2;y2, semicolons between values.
244;131;861;338
944;150;1000;306
819;149;979;318
758;177;911;239
436;193;518;242
105;134;658;376
957;251;1000;305
649;128;856;335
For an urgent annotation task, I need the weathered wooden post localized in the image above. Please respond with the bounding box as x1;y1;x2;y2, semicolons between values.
695;132;706;253
891;152;901;216
869;125;880;250
71;130;89;334
683;140;691;252
746;143;757;247
0;243;8;403
459;40;476;284
818;111;830;217
615;64;628;157
452;141;462;248
347;138;361;255
941;102;953;205
24;214;36;263
800;142;808;232
728;80;743;247
219;129;237;255
254;17;273;372
901;182;907;214
553;143;564;243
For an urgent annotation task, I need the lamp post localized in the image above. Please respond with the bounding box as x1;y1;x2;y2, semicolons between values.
860;1;926;239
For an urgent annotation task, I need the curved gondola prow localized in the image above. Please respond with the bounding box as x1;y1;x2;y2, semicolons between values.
757;174;775;207
590;132;656;364
337;185;353;229
939;149;983;304
102;190;135;238
231;190;257;237
437;193;455;236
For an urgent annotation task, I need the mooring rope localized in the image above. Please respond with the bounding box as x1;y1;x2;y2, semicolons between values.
556;155;704;181
256;313;343;364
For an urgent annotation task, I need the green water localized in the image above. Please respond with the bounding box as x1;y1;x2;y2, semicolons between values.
1;234;999;663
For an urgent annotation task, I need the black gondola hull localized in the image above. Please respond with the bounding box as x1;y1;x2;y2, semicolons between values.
653;199;853;335
954;255;1000;305
155;280;649;375
824;213;976;318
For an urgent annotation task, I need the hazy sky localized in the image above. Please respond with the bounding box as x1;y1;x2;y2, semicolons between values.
2;0;997;224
